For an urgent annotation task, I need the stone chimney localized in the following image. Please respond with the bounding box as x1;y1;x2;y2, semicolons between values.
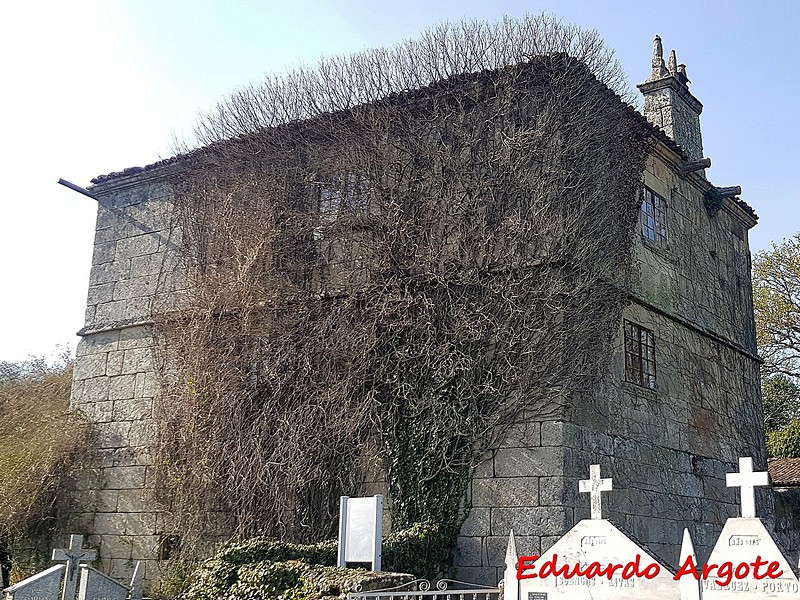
637;35;704;162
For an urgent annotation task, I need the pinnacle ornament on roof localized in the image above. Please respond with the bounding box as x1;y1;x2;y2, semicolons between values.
648;35;670;81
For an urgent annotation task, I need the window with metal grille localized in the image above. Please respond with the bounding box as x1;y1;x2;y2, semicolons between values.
624;320;656;389
641;186;667;244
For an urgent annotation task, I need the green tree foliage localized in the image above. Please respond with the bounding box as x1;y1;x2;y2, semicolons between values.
767;420;800;458
753;234;800;380
753;234;800;457
763;374;800;432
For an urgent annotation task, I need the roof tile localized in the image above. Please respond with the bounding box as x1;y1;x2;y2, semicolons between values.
768;457;800;486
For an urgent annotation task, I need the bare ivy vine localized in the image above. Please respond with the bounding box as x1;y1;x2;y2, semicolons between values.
150;14;654;560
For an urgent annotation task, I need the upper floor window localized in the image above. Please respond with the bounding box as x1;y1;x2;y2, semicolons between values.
624;320;656;389
319;173;369;219
641;186;667;245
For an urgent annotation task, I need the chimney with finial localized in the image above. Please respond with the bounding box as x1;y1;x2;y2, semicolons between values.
638;36;705;165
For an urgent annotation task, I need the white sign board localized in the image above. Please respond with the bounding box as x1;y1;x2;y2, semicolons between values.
338;495;383;571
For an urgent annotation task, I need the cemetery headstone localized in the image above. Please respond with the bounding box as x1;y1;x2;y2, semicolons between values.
77;566;129;600
338;495;383;571
727;457;769;519
52;535;96;600
128;562;142;600
2;564;65;600
700;457;800;598
678;528;700;600
1;536;134;600
504;464;685;600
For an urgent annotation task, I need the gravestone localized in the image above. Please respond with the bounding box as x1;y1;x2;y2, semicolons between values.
77;566;129;600
128;562;142;600
52;535;96;600
2;565;64;600
678;528;700;600
1;534;136;600
700;457;800;598
338;495;383;571
504;464;688;600
579;464;612;519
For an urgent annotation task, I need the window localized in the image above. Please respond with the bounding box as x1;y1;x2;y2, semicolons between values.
641;186;667;244
315;173;369;241
624;320;656;389
319;173;369;219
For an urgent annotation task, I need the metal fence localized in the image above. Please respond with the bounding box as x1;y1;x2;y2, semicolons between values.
348;579;501;600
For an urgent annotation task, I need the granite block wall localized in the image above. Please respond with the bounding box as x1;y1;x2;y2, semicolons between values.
452;147;766;586
68;170;180;583
641;86;704;162
68;142;775;589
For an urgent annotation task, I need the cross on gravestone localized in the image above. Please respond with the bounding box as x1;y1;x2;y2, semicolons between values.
579;464;613;519
726;456;769;518
51;535;97;600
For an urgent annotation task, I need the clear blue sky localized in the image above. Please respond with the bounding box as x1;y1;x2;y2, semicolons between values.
0;0;797;362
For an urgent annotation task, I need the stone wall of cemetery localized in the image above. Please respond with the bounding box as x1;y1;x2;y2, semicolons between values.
68;168;180;582
454;144;768;585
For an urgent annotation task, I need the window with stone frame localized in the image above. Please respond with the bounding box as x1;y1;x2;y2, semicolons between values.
624;320;656;389
319;172;369;219
640;186;667;245
314;173;370;242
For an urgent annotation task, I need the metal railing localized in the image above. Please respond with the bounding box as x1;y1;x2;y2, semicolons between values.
348;578;501;600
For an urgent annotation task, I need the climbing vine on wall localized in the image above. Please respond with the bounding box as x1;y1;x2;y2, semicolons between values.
703;186;725;215
148;14;654;563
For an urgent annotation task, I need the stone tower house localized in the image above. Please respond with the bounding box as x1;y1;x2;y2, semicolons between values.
67;37;769;585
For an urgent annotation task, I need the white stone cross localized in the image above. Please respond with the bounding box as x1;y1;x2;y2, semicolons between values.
52;534;97;600
579;464;613;520
726;456;769;518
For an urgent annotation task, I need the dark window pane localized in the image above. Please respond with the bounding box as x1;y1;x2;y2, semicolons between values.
623;319;657;389
640;186;667;245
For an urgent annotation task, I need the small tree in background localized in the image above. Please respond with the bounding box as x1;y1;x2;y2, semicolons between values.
754;234;800;380
754;233;800;457
767;420;800;459
763;374;800;432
